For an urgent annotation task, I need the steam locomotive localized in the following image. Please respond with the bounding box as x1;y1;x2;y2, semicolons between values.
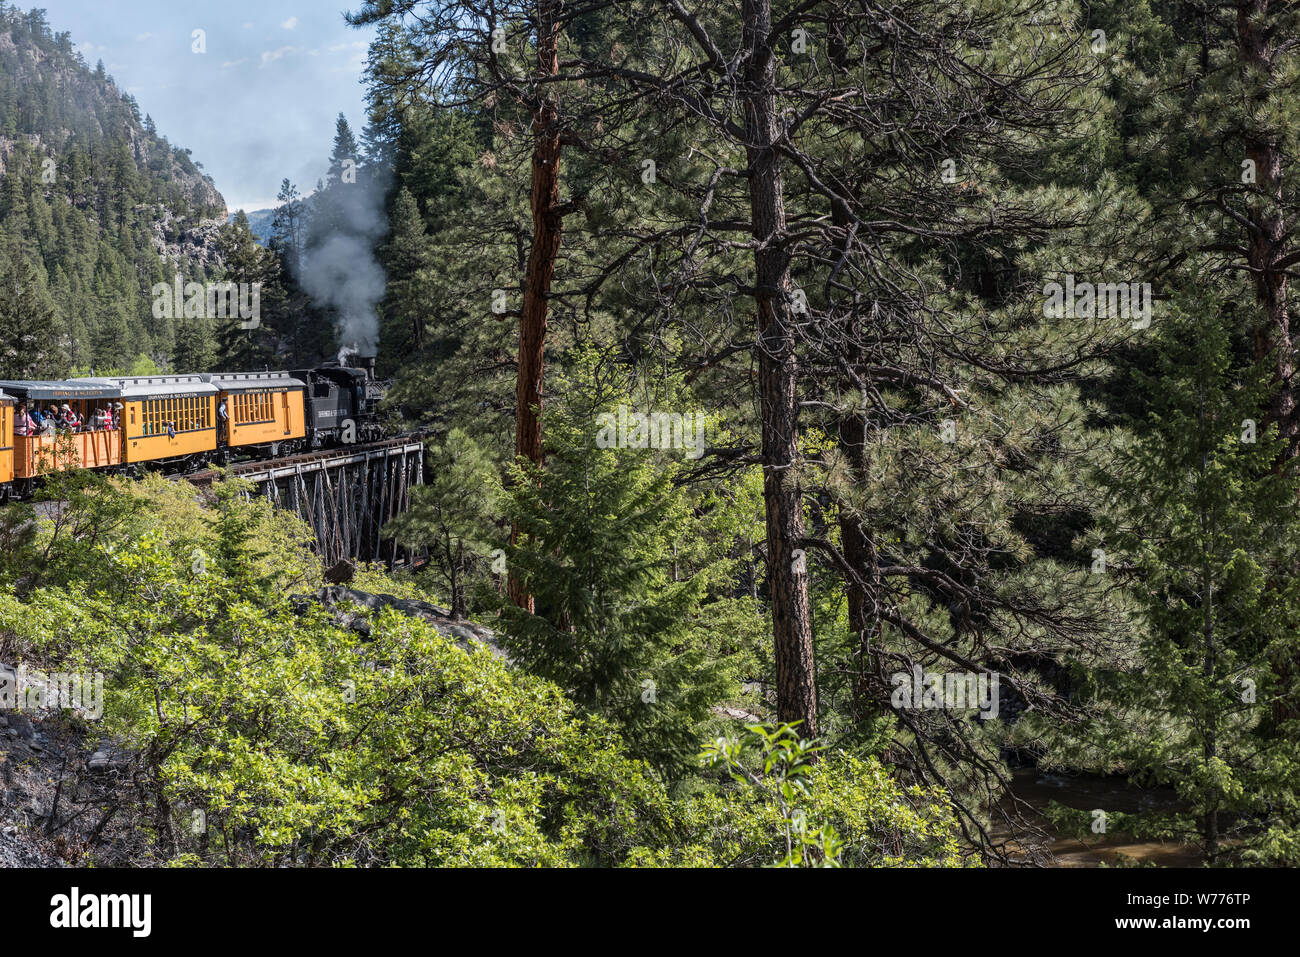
0;357;388;499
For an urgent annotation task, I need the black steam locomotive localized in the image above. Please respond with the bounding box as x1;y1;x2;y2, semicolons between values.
294;356;389;449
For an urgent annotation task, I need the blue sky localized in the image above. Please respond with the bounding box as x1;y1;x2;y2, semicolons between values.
41;1;378;212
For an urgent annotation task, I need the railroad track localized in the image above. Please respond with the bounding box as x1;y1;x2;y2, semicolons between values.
172;434;427;487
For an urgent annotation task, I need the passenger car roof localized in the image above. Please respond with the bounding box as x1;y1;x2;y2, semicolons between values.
0;380;123;400
200;372;306;392
71;375;218;398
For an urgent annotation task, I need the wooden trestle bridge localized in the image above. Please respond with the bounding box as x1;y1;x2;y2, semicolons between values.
184;437;426;567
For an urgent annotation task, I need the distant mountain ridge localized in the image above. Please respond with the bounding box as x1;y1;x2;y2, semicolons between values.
229;207;277;246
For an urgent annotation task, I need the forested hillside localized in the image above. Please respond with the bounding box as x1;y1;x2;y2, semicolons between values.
0;3;227;378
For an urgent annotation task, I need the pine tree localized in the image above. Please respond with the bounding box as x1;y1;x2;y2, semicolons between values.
349;0;579;613
497;358;733;779
1094;297;1300;864
378;187;432;366
0;250;64;378
1109;0;1300;458
270;178;305;272
326;113;359;188
214;212;279;370
91;304;130;372
387;429;499;619
172;317;216;374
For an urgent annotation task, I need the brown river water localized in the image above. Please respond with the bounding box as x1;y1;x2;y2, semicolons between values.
991;768;1204;867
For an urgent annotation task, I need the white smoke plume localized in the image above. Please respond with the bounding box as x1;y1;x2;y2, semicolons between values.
296;166;390;359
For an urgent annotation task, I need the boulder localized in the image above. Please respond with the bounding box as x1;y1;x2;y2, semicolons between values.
295;586;505;658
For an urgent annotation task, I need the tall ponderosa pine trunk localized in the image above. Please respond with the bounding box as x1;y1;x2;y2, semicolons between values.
838;410;882;721
742;0;818;736
1237;0;1296;457
509;0;563;612
1235;0;1300;735
823;19;877;718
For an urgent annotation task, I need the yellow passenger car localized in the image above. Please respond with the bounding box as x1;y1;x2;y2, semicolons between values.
0;390;13;491
203;372;307;453
0;380;124;480
75;376;218;466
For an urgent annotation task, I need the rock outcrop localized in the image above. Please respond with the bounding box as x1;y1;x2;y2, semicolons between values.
294;586;506;658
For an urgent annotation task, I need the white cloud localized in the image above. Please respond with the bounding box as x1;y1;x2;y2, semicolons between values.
135;33;154;42
281;17;299;30
260;46;298;67
221;58;249;69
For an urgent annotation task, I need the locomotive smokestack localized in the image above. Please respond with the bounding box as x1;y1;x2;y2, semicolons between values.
342;351;377;380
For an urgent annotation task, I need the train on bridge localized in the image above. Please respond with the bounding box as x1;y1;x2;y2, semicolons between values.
0;357;388;500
